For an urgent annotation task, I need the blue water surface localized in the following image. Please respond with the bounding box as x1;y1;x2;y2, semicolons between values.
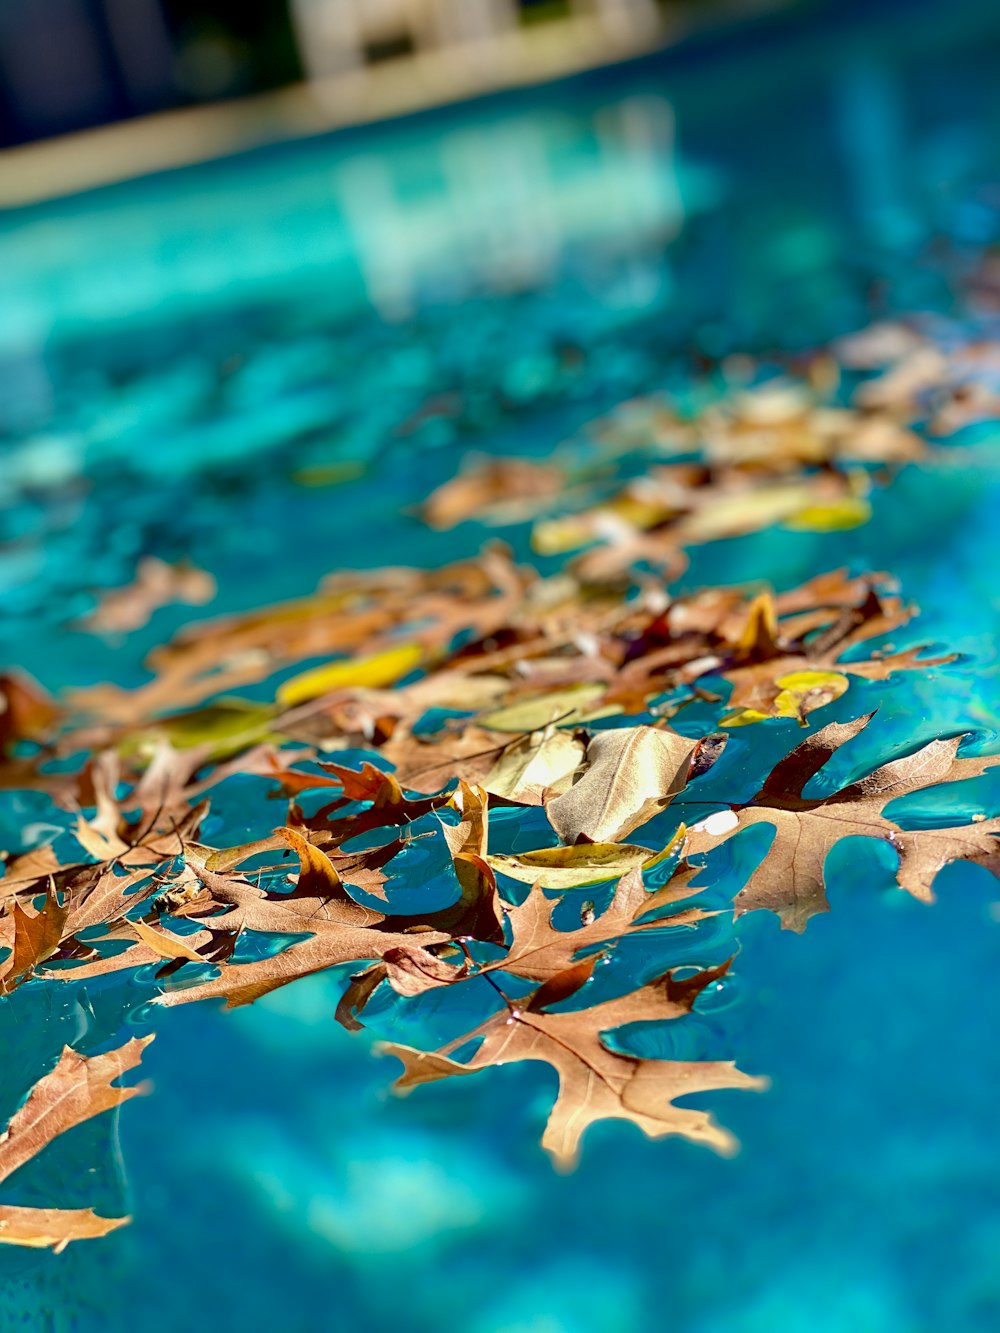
4;2;1000;1329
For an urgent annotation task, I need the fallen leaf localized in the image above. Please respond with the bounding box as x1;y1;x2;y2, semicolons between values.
686;714;1000;930
490;839;675;890
80;556;215;635
481;727;585;805
546;725;696;844
0;1036;152;1250
380;958;764;1168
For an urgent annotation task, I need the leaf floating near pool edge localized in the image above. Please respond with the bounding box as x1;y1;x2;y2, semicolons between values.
3;313;999;1202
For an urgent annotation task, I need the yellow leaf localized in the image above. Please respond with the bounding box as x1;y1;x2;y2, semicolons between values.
679;485;818;543
124;699;277;761
785;496;871;531
483;727;585;803
130;919;205;963
489;837;678;890
531;516;595;556
291;461;366;488
722;670;850;727
277;643;423;708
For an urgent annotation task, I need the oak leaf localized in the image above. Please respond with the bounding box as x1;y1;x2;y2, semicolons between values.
686;714;1000;931
0;1036;152;1250
380;958;763;1168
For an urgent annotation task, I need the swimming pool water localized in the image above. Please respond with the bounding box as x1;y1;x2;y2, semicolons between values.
4;2;1000;1329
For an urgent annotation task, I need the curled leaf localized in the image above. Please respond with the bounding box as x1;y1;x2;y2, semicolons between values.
546;725;696;845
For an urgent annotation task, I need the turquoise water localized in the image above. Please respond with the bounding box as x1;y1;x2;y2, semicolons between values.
4;2;1000;1329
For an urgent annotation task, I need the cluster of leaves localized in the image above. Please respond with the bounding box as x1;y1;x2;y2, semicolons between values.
1;322;997;1247
417;354;927;579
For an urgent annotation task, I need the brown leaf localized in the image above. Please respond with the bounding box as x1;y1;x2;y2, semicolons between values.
0;1205;129;1251
382;945;468;997
546;725;696;845
498;851;710;983
0;671;60;753
686;714;1000;930
0;1036;152;1249
80;556;215;635
420;458;564;530
0;890;70;993
154;922;451;1010
380;960;763;1168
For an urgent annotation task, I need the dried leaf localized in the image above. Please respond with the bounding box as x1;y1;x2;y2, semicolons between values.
380;960;764;1168
0;1037;152;1249
490;839;675;890
686;714;1000;930
546;725;696;844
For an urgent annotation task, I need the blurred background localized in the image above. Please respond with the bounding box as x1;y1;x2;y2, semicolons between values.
0;0;781;148
6;2;1000;1331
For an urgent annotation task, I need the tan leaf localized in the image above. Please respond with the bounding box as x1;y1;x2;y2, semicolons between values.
686;714;1000;930
130;919;206;964
546;725;696;845
0;1037;152;1249
80;556;215;635
0;1206;129;1252
482;727;585;804
490;839;676;890
380;960;764;1169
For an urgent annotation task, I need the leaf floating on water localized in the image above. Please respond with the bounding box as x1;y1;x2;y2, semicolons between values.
129;919;207;964
686;714;1000;931
5;316;1000;1208
785;494;872;531
489;840;676;889
380;959;765;1169
276;642;423;708
478;685;612;734
0;1037;153;1249
496;848;711;984
721;669;850;727
482;726;585;805
0;891;69;994
0;1206;130;1252
420;457;564;529
546;725;696;845
79;556;215;636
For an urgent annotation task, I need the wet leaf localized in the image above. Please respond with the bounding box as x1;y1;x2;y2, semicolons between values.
277;643;423;708
0;1037;152;1249
686;714;1000;930
478;685;612;733
80;557;215;635
546;725;696;844
490;839;675;889
482;727;585;805
380;960;764;1168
